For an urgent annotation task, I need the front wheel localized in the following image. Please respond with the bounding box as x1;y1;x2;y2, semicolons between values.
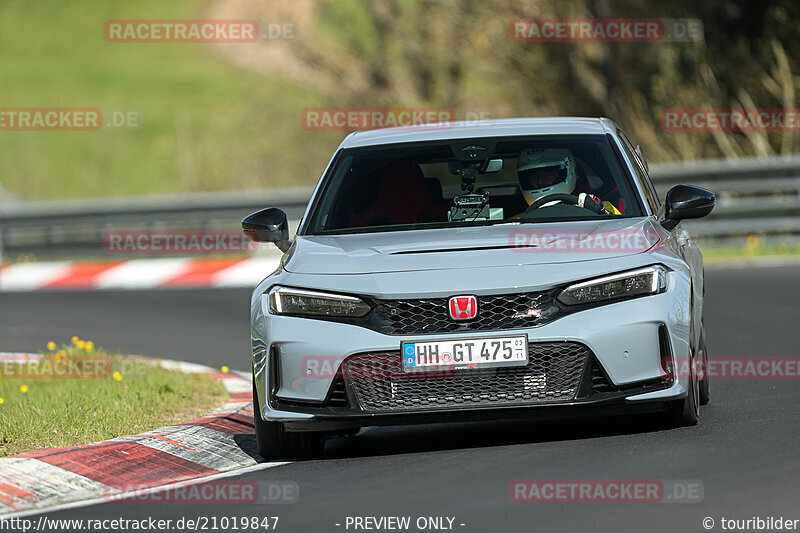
666;375;699;426
252;381;325;460
665;351;700;427
698;325;710;405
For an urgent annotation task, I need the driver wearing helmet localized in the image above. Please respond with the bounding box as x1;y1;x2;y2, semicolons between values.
514;148;620;217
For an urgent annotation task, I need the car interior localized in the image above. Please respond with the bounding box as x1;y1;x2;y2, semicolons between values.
320;141;637;232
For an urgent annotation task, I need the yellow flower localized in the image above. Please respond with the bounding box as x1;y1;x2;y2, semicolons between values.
76;340;86;350
85;341;94;353
0;398;4;404
112;371;123;382
58;350;66;356
745;234;760;252
46;341;56;351
55;354;63;362
71;336;80;345
221;366;230;374
20;385;28;393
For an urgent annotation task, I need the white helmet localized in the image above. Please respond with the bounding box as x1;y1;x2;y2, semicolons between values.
516;148;577;205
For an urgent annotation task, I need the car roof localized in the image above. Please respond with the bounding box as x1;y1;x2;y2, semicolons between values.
340;117;618;149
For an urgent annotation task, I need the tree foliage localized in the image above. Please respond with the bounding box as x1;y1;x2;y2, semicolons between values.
262;0;800;161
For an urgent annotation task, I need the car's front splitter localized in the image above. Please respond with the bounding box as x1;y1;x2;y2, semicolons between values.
270;379;680;432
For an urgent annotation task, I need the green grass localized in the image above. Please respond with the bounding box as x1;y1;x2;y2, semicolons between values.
0;0;343;200
0;339;228;457
703;243;800;263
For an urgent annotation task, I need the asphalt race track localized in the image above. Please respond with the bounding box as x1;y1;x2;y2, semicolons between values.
2;264;799;532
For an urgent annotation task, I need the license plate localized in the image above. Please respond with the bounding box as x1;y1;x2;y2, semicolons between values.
402;335;528;372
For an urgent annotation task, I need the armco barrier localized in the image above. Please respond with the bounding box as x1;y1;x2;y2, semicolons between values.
1;155;800;260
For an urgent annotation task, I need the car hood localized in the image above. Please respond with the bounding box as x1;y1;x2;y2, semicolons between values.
283;218;661;275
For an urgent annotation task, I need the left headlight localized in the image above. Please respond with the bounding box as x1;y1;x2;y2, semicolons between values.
268;286;371;318
557;265;668;306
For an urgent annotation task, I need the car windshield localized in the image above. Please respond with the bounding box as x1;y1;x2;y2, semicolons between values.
306;135;643;235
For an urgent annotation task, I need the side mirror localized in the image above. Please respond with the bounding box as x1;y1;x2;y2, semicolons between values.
662;185;715;229
242;208;292;252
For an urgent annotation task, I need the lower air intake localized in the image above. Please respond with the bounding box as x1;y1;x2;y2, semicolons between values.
343;342;590;413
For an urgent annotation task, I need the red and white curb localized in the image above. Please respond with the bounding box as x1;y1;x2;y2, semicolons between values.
0;353;275;516
5;254;795;293
0;255;281;292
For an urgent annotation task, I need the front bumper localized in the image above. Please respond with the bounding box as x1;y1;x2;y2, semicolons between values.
273;379;680;432
252;271;691;432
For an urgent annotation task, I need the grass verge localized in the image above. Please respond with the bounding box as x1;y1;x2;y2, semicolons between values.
0;0;340;200
0;338;228;457
702;243;800;264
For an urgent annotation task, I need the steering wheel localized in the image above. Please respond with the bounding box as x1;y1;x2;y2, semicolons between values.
528;192;607;215
529;193;580;209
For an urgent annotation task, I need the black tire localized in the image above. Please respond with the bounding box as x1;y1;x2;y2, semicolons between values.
666;319;700;427
698;325;710;405
666;373;699;427
252;381;325;460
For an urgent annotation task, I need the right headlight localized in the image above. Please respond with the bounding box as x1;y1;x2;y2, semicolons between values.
268;286;371;318
557;265;668;306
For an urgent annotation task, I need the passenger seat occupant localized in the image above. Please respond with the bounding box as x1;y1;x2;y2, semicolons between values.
349;160;446;227
514;148;620;216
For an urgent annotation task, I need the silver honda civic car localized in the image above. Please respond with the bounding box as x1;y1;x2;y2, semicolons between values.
244;117;715;459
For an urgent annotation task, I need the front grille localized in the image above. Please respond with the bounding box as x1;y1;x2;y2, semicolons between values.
367;290;563;335
343;342;590;413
